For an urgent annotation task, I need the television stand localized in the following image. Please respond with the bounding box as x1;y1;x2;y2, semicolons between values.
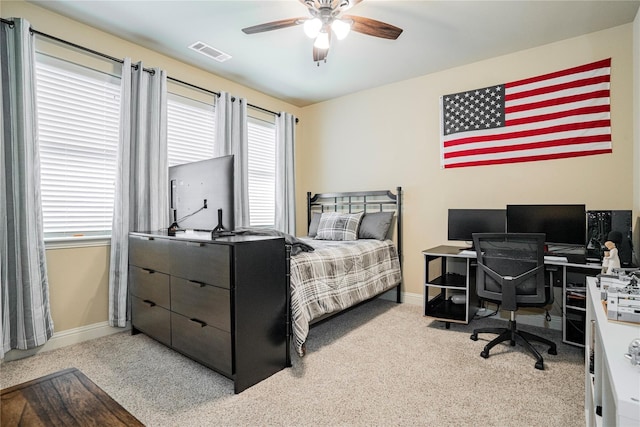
211;208;233;239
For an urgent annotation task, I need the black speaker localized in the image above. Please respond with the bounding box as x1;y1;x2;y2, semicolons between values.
586;210;633;266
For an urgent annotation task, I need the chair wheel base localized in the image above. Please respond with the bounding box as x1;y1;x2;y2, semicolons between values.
548;347;557;355
470;334;478;341
480;350;489;359
535;361;544;370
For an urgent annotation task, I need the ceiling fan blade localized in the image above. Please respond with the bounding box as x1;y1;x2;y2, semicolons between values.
242;18;305;34
344;15;403;40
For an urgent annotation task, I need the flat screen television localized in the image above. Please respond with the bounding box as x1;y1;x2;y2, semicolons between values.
447;209;506;245
506;204;586;247
169;155;234;232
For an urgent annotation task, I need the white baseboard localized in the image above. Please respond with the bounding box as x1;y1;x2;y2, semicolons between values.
379;289;422;306
2;290;561;363
2;291;417;364
2;321;129;363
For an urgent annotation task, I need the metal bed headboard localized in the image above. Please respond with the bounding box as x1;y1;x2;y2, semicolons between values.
306;187;403;267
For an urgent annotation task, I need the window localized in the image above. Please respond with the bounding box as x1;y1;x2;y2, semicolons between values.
36;55;120;240
247;118;276;227
36;55;277;240
166;97;276;228
167;93;215;167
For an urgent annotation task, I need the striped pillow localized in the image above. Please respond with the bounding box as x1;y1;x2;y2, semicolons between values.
315;212;364;241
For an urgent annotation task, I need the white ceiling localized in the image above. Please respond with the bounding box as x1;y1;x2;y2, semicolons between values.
27;0;640;107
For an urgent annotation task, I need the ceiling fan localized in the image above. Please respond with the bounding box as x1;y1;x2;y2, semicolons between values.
241;0;403;65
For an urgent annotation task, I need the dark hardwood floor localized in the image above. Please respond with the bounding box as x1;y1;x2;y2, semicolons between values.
1;367;143;426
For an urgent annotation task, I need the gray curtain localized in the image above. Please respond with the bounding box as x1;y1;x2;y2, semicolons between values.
214;91;249;228
0;18;54;358
275;113;297;235
109;59;168;327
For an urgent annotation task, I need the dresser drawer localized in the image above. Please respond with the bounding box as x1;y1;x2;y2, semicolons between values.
171;312;232;375
129;235;171;272
171;277;231;332
129;266;170;309
131;296;171;346
170;241;231;288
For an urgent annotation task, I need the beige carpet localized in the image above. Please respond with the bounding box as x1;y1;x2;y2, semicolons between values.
0;300;585;426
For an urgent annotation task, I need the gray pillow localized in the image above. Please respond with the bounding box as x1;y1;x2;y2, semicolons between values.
358;211;395;240
308;212;322;237
315;212;364;241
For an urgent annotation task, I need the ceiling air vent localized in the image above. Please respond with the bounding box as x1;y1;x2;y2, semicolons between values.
188;41;231;62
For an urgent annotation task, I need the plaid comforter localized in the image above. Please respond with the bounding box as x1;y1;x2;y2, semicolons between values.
290;238;402;356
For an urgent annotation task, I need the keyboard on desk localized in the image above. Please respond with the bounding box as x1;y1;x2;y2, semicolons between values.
544;255;568;262
544;253;586;264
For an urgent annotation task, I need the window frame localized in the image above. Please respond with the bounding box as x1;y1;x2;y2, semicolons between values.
35;53;121;248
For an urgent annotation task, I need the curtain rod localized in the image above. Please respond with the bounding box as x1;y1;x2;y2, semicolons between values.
1;17;296;122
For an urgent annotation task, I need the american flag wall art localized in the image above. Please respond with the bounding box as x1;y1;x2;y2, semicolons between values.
440;58;612;169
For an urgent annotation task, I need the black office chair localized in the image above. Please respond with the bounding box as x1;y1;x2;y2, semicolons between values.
470;233;557;370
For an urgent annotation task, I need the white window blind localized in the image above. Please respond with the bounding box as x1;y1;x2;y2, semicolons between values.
247;118;276;227
36;56;120;238
167;93;215;167
166;94;278;228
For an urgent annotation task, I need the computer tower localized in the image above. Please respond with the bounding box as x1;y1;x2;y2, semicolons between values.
586;210;633;266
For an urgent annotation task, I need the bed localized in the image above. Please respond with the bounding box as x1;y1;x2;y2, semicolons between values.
287;188;403;357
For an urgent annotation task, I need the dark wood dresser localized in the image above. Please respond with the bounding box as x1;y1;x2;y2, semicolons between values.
128;230;287;393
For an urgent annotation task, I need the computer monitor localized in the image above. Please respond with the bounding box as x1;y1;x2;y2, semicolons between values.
506;204;586;247
447;209;506;245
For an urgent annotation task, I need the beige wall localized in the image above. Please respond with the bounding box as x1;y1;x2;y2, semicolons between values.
3;0;637;335
45;246;111;331
299;24;635;297
3;0;304;334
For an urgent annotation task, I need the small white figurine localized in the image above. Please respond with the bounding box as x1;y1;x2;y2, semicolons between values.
602;240;621;274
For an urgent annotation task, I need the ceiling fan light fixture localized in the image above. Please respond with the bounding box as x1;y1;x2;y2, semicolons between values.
304;18;322;38
313;31;330;50
331;19;351;40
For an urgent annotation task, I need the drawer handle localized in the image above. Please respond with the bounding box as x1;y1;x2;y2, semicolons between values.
189;318;207;328
142;299;156;307
186;242;205;247
189;280;206;287
142;268;155;274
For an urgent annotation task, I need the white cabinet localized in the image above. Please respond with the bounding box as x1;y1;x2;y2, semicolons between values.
585;277;640;426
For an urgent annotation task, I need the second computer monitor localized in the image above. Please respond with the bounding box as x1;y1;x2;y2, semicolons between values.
506;204;586;247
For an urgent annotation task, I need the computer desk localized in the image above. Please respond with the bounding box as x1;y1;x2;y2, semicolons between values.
422;245;603;347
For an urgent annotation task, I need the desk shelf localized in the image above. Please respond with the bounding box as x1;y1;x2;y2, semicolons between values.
425;294;470;322
423;247;477;326
429;272;467;288
561;264;602;347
